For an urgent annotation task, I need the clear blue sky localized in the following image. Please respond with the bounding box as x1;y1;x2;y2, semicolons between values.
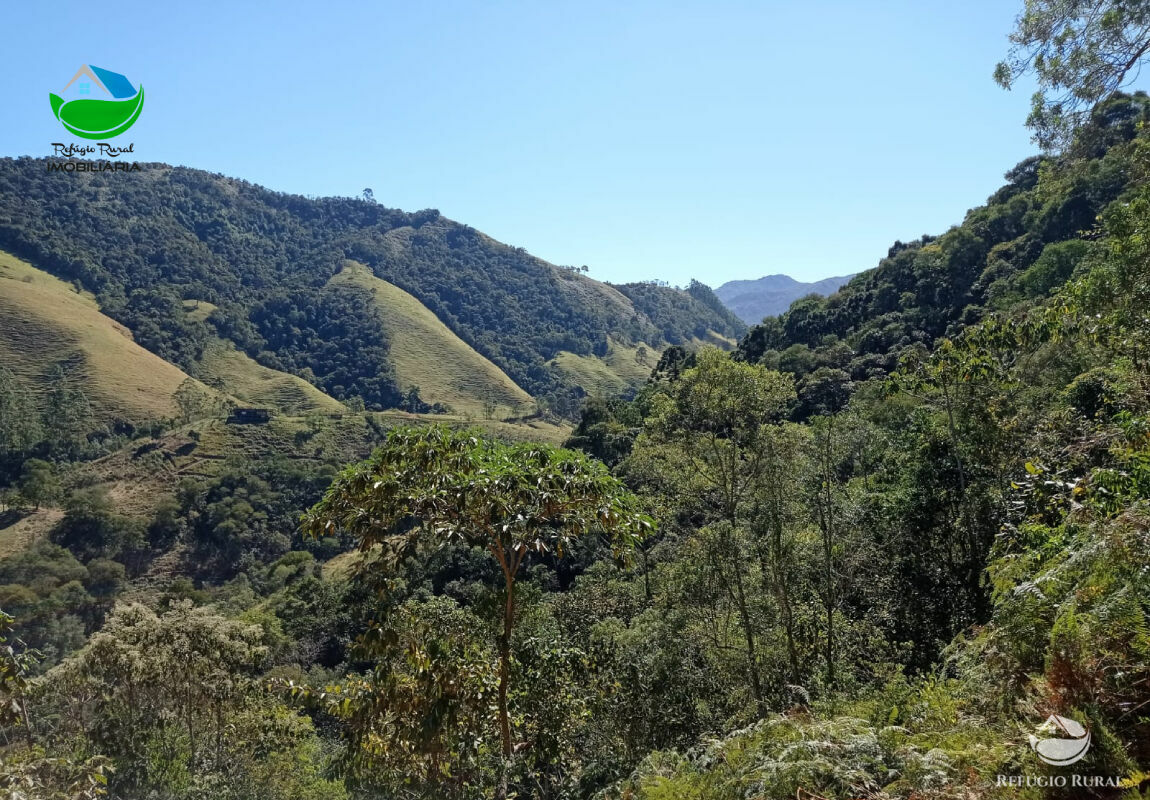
1;0;1042;287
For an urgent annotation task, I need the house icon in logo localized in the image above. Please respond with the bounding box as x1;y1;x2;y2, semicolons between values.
1029;714;1091;766
49;65;144;140
61;65;138;101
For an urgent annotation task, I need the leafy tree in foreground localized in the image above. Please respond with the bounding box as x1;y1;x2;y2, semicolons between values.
302;426;653;798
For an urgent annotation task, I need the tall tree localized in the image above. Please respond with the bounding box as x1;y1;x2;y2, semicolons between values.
17;459;59;511
630;348;795;711
41;365;93;458
749;422;811;688
0;367;40;461
302;425;652;799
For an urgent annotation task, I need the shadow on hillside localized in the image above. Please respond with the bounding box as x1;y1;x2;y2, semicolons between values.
0;509;30;529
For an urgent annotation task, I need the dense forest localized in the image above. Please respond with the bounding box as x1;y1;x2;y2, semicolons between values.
1;2;1150;798
0;161;743;410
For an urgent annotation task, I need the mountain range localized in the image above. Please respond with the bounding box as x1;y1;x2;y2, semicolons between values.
714;273;855;324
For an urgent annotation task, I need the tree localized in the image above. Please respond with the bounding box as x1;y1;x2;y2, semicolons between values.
41;365;93;458
809;415;853;691
749;422;812;688
995;0;1150;149
0;609;113;798
173;377;218;423
629;348;795;710
482;396;499;421
302;425;653;798
54;488;145;563
42;601;283;798
0;367;41;461
17;459;59;511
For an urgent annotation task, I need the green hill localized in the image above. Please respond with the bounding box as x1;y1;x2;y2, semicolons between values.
327;261;532;416
550;337;660;398
0;160;744;413
736;92;1150;414
194;338;346;416
0;250;206;424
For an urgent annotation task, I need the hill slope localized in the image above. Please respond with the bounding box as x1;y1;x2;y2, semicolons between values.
327;261;533;416
0;159;743;411
0;250;203;424
194;338;346;416
736;93;1150;391
715;273;854;323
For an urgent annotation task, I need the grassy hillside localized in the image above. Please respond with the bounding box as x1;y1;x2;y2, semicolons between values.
0;250;204;424
550;337;658;397
194;338;346;416
0;160;744;406
328;261;533;416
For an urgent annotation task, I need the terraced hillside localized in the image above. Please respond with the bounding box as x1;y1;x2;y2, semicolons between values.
194;338;346;416
0;250;206;424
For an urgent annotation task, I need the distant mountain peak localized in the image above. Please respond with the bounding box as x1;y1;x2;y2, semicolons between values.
714;273;855;324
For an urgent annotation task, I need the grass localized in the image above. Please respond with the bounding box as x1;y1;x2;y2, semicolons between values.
328;261;534;417
182;299;218;323
694;330;737;349
0;508;63;559
0;250;205;424
551;338;659;398
195;338;346;415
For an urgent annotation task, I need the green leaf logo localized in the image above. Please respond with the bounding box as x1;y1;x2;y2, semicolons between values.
49;65;144;140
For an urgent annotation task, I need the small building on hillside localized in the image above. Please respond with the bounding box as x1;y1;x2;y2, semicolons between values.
227;407;271;425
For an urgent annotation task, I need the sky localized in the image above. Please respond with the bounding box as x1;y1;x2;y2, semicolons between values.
1;0;1045;287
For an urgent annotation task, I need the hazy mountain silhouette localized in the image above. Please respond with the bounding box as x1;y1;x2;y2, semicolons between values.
715;273;855;324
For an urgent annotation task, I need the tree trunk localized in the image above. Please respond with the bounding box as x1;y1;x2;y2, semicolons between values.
495;563;515;800
817;437;837;691
758;527;801;687
940;377;967;495
729;547;764;712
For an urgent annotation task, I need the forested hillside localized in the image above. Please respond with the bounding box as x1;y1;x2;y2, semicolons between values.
1;2;1149;799
0;160;742;413
737;92;1149;412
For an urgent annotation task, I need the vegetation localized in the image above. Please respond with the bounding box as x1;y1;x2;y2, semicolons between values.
0;2;1148;797
736;90;1149;418
328;261;532;417
0;251;204;427
0;165;742;414
299;427;653;798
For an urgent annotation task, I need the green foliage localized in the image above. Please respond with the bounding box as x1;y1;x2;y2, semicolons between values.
53;488;146;563
248;288;402;409
176;458;337;577
300;426;653;796
995;0;1150;150
6;10;1150;798
736;106;1149;413
17;460;59;511
615;282;744;346
37;601;340;800
0;161;740;409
